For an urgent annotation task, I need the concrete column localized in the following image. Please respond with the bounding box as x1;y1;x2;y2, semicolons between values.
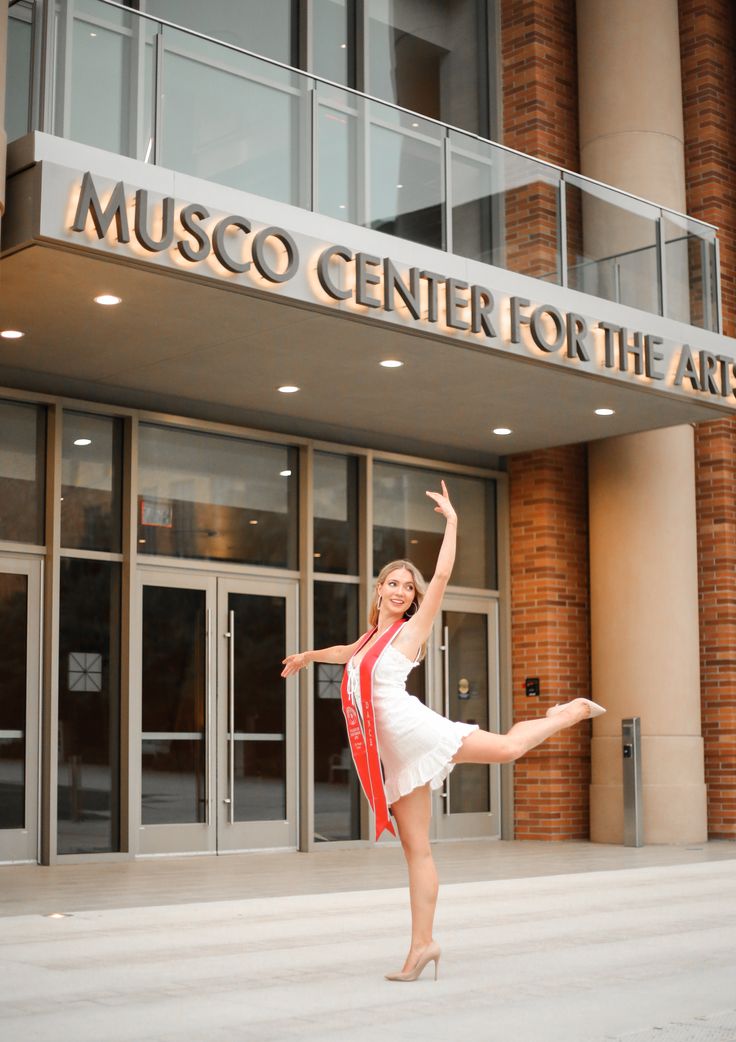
577;0;707;843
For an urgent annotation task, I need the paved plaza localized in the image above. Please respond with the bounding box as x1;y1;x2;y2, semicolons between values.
1;841;735;1042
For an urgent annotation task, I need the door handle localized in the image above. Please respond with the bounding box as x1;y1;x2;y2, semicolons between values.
225;609;235;824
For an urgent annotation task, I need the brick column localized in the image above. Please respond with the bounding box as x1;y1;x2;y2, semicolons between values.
680;0;736;837
500;0;579;279
509;446;591;840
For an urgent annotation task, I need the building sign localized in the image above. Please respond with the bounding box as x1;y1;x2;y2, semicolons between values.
67;171;736;405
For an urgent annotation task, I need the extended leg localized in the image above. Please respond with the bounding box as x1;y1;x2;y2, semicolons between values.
390;783;437;972
452;700;592;765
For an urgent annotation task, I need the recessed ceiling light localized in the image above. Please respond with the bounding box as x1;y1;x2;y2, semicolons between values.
410;538;419;545
73;438;92;446
138;538;146;544
249;519;258;525
492;427;512;436
411;122;419;128
380;359;403;368
1;329;24;339
89;31;97;37
396;183;403;189
338;204;346;209
278;385;300;393
313;552;322;558
94;294;122;306
595;408;615;416
340;42;347;48
280;469;292;477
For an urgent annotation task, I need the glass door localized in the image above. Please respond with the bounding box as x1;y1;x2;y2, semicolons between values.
137;570;215;855
217;578;298;850
0;557;42;863
216;575;296;850
431;596;500;840
137;571;298;854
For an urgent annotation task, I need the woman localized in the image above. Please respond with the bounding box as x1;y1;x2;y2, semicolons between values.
281;480;604;982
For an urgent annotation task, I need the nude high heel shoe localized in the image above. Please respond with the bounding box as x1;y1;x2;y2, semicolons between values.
385;941;441;982
546;697;606;719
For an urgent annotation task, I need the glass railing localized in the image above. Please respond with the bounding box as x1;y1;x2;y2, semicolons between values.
10;0;721;332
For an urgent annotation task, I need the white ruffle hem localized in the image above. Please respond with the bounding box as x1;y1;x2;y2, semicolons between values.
350;641;479;806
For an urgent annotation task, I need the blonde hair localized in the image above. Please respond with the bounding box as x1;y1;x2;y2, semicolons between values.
369;561;428;660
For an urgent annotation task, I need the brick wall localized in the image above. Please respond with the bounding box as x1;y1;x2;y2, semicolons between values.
680;0;736;837
509;446;592;840
500;0;579;279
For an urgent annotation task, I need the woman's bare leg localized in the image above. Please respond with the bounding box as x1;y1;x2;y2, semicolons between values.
390;783;437;971
452;700;592;765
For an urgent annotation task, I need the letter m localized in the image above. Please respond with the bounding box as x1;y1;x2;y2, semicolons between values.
71;171;130;242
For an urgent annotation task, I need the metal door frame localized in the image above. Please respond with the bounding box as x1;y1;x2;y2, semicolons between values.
216;574;298;852
430;593;500;841
0;555;43;864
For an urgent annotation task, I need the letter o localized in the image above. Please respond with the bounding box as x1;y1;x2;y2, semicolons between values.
252;227;299;283
530;305;565;353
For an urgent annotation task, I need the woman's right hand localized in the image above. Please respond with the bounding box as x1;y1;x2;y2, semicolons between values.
426;479;457;524
281;652;308;677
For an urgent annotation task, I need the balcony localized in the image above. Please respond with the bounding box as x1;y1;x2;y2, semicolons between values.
6;0;722;336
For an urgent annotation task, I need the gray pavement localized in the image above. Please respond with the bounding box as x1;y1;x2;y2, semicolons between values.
1;844;736;1041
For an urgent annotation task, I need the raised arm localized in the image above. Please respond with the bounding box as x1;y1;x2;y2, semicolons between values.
393;480;457;660
281;636;365;678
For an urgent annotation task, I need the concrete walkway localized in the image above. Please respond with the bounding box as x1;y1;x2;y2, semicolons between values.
1;842;736;1041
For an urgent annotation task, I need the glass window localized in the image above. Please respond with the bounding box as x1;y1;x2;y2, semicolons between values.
160;26;306;204
313;0;352;85
0;572;28;830
61;413;123;553
141;586;207;825
314;581;360;841
366;0;489;136
6;3;33;142
138;425;298;568
313;453;358;574
373;462;496;589
0;400;46;546
144;0;297;64
57;558;121;855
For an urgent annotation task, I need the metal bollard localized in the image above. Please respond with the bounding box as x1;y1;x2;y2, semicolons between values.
622;717;643;847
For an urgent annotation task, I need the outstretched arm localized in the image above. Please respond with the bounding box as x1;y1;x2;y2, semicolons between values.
281;636;364;677
394;480;457;660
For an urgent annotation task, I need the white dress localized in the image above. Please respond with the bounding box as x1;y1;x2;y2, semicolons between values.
348;639;479;806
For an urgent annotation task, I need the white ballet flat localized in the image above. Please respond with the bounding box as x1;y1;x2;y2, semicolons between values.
546;697;606;719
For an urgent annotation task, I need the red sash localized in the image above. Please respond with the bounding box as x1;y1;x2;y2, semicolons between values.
341;619;406;840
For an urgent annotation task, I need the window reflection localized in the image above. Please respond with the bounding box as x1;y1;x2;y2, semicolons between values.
141;586;207;825
314;581;360;841
366;0;489;136
61;412;123;552
0;400;46;546
373;463;496;589
314;453;358;574
144;0;297;65
138;425;298;567
57;558;121;854
0;573;28;830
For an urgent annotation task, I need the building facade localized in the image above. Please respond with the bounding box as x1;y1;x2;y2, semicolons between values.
0;0;734;865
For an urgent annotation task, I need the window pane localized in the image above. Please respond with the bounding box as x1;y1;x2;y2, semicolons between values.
313;453;358;574
6;5;33;141
160;27;305;203
61;413;123;552
144;0;296;64
314;582;360;841
138;425;298;567
0;573;28;830
366;0;488;135
0;400;45;545
373;462;496;589
141;586;207;825
313;0;351;85
57;558;121;855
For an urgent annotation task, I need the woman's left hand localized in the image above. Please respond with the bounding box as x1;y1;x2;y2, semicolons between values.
426;480;457;523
